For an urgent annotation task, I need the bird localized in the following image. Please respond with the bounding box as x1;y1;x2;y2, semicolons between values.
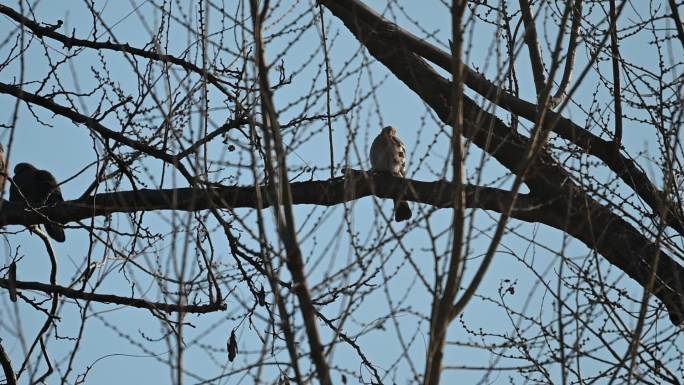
370;126;412;221
9;163;66;242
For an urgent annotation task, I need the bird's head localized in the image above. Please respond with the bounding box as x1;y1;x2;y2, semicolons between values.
382;126;397;136
14;162;37;175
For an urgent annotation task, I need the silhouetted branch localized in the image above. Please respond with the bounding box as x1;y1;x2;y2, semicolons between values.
318;0;684;325
318;0;684;236
0;340;16;385
609;0;623;147
0;173;543;227
550;0;583;105
667;0;684;50
0;81;195;181
0;277;226;314
518;0;547;97
0;4;238;100
1;171;682;324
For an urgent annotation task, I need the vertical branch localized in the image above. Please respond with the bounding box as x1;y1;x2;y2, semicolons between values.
501;0;521;132
16;229;59;381
609;0;623;146
626;60;679;380
518;0;547;98
449;0;583;326
556;245;568;385
246;112;305;382
318;5;336;179
0;340;17;385
32;338;53;384
249;2;333;385
176;283;185;385
550;0;583;106
423;3;467;385
666;0;684;50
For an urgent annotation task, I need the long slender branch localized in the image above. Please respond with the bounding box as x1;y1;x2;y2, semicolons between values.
0;340;16;385
0;277;226;314
0;82;194;182
17;229;59;381
551;0;583;105
518;0;547;97
1;172;682;324
666;0;684;50
609;0;624;146
0;4;237;100
0;174;544;227
424;2;468;384
250;1;332;384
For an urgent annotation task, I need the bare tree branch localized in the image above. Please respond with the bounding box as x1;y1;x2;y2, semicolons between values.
0;174;541;227
0;340;16;385
250;1;332;384
609;0;624;146
0;4;237;100
318;0;684;236
518;0;547;97
0;81;195;181
1;171;682;324
667;0;684;50
319;0;684;325
424;2;467;383
0;277;226;313
550;0;583;105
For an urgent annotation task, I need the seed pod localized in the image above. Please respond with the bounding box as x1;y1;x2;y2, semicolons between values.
227;330;238;362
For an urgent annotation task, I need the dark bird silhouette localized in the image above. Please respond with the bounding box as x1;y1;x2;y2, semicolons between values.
9;163;66;242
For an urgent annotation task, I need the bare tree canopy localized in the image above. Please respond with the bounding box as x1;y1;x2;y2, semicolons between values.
0;1;683;384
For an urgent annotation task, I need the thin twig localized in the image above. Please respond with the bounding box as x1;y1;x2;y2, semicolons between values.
609;0;623;146
0;277;226;313
550;0;584;106
318;5;336;179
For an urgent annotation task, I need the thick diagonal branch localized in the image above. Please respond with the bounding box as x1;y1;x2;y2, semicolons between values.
318;0;684;235
318;1;684;325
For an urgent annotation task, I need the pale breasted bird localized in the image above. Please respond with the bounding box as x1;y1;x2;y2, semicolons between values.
370;126;412;221
9;163;66;242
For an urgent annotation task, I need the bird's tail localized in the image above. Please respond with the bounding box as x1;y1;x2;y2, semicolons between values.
44;223;65;243
394;200;412;222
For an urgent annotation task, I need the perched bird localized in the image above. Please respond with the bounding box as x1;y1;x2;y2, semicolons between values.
370;126;412;221
9;163;65;242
